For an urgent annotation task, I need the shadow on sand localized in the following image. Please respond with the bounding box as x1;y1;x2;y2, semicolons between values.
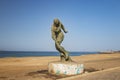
25;70;69;80
25;68;99;80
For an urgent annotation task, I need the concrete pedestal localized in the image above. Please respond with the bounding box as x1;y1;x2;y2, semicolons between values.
48;61;84;75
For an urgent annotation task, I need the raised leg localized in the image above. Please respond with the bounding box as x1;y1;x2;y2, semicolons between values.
55;42;71;61
55;32;72;61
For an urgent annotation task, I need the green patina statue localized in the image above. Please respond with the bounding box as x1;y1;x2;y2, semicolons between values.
51;18;72;62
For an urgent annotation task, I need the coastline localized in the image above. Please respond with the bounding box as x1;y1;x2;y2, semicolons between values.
0;53;120;80
0;51;98;58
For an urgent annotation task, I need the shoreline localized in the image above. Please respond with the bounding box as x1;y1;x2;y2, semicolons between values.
0;51;99;58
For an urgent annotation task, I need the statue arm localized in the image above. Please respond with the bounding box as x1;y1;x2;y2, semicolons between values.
61;24;68;33
51;27;56;41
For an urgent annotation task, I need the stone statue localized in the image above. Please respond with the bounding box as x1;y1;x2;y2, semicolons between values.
51;18;72;62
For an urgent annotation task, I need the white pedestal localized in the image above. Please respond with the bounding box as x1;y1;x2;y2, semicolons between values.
48;61;84;75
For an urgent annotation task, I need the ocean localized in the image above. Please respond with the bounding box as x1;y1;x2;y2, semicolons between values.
0;51;98;58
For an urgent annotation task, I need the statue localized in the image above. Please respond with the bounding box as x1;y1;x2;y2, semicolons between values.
51;18;72;62
49;18;84;75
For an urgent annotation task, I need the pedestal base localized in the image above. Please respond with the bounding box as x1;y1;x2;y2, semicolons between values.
48;61;84;75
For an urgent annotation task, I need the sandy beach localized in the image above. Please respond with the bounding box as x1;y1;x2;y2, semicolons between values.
0;52;120;80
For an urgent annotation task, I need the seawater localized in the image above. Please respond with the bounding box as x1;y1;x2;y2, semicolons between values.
0;51;98;58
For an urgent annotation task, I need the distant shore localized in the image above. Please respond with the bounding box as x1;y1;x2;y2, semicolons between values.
0;52;120;80
0;51;98;58
99;51;120;54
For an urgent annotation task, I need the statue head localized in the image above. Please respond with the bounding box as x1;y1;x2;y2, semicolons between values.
53;18;60;27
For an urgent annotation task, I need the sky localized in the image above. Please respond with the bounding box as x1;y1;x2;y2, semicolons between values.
0;0;120;51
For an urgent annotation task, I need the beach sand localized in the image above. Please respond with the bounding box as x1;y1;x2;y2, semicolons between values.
0;53;120;80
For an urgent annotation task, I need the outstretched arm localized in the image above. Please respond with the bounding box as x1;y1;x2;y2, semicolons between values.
61;24;68;33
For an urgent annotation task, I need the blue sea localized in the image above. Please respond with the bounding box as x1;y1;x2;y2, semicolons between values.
0;51;98;58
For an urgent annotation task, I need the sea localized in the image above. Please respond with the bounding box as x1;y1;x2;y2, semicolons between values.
0;51;98;58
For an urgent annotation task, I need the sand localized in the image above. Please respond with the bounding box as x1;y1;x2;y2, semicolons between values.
0;53;120;80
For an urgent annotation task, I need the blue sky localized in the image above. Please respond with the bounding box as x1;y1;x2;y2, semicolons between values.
0;0;120;51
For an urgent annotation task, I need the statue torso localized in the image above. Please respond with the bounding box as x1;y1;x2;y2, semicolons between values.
52;24;61;33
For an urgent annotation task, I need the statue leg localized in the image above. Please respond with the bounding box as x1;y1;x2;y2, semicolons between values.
55;42;72;61
60;53;66;62
55;32;71;61
55;43;66;61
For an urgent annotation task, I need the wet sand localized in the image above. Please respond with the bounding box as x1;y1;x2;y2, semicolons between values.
0;53;120;80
